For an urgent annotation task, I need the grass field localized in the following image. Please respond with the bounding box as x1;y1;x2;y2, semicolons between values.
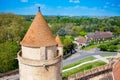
82;44;99;50
62;61;106;78
63;56;96;70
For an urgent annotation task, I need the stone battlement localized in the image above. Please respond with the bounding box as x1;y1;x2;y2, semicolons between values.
68;64;113;80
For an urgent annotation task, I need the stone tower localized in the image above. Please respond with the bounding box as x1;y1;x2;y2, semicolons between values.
17;9;62;80
55;35;63;56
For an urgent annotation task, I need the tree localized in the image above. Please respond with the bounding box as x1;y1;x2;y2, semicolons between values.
0;13;26;73
50;23;63;34
57;28;66;36
0;41;19;73
108;45;117;52
63;37;74;54
72;26;81;36
98;44;108;51
0;13;26;43
79;31;87;37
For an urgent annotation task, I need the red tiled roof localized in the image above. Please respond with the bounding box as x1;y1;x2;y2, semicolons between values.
87;31;113;40
20;12;57;47
113;60;120;80
77;38;87;44
55;35;63;47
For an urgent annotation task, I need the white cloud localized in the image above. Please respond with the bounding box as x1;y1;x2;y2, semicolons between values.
63;5;98;11
21;0;28;2
69;0;80;3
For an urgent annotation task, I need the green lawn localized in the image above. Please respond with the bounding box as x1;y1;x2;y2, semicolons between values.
62;61;106;78
82;44;99;50
63;56;96;70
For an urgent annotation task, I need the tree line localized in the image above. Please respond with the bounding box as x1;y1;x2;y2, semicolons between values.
0;13;27;73
23;15;120;37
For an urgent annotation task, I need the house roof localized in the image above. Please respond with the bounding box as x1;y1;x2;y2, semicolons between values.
113;60;120;80
87;31;113;40
55;35;63;47
20;11;57;47
77;38;87;44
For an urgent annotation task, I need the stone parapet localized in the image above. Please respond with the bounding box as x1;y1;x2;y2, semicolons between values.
68;64;112;80
17;50;61;67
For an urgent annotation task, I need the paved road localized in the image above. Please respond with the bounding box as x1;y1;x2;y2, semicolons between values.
63;49;117;66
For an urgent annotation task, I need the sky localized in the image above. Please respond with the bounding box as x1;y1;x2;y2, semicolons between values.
0;0;120;16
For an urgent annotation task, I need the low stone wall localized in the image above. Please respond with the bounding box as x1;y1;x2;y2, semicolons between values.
68;64;113;80
0;69;19;78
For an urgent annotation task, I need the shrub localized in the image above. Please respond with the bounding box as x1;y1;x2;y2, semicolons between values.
98;44;108;51
108;45;118;52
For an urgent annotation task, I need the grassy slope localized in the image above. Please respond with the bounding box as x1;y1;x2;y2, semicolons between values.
63;56;95;70
62;61;106;78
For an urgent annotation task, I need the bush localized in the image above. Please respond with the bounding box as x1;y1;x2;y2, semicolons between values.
98;39;120;52
108;45;118;52
98;44;108;51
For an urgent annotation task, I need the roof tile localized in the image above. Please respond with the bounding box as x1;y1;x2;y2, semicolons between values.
55;35;63;47
20;12;57;47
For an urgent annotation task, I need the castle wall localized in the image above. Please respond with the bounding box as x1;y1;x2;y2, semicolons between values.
18;49;62;80
22;46;46;60
19;61;61;80
46;46;57;59
22;46;57;60
57;47;63;56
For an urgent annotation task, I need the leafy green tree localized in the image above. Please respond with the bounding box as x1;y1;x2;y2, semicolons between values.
0;13;26;43
98;44;108;51
72;26;81;36
63;37;73;54
79;31;87;37
57;28;66;36
0;13;26;73
108;45;117;52
0;41;19;73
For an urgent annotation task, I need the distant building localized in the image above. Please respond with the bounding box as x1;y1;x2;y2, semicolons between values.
87;31;113;41
77;37;87;46
76;31;113;47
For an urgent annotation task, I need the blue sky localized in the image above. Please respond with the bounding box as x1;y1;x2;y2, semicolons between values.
0;0;120;16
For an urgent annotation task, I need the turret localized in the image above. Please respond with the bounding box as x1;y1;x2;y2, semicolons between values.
55;35;63;56
17;8;62;80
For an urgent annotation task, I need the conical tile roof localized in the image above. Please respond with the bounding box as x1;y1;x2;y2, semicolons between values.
55;35;63;47
20;12;57;47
